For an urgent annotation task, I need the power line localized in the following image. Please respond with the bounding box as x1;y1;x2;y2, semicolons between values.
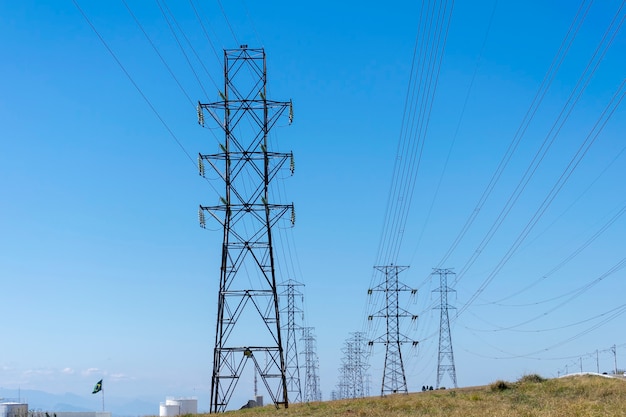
216;0;239;45
377;0;455;268
188;0;223;63
465;303;626;334
457;76;626;316
480;198;626;307
435;0;594;269
455;0;609;282
409;0;500;266
491;255;626;331
162;0;221;91
239;0;263;47
155;0;213;98
467;304;626;360
122;0;195;108
72;0;214;192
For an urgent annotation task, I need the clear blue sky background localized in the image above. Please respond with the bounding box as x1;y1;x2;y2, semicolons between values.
1;0;625;412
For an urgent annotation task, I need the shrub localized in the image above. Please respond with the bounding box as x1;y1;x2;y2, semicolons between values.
517;374;546;384
490;380;510;391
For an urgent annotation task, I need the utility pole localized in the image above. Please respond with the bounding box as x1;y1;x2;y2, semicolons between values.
301;327;322;402
433;268;458;389
611;345;617;375
368;265;418;395
198;46;294;413
279;279;304;403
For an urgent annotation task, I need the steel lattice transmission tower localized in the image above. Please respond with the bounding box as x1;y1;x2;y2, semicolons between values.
197;46;294;413
432;268;457;389
336;332;370;399
368;265;418;395
301;327;322;402
279;279;304;403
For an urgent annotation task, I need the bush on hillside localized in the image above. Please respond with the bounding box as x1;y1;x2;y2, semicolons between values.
490;380;510;391
517;374;546;384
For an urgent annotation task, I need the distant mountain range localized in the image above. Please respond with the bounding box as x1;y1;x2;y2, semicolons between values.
0;389;157;417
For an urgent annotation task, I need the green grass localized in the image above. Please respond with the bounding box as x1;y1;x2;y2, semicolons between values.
192;374;626;417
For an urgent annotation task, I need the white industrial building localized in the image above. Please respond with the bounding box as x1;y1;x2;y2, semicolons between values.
1;401;110;417
51;413;111;417
0;402;28;417
158;398;197;417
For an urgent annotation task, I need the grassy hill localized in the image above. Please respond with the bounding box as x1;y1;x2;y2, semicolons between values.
210;374;626;417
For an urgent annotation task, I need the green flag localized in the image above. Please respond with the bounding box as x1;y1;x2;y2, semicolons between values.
92;379;102;394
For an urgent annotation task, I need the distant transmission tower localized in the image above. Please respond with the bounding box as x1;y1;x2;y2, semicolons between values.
279;279;304;403
337;332;370;399
198;46;294;412
432;268;457;389
368;265;418;395
301;327;322;402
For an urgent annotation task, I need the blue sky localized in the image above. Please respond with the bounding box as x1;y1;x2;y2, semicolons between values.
1;0;625;412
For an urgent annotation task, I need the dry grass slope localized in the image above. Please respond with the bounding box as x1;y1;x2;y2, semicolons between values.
198;374;626;417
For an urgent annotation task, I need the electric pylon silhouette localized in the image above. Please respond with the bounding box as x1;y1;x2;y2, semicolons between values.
197;46;294;413
337;332;370;399
368;265;418;395
301;327;322;402
279;279;304;403
432;268;457;389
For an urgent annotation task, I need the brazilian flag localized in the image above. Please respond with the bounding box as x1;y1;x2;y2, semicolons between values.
92;379;103;394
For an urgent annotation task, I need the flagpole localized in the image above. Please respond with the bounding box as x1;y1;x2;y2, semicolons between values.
92;379;103;411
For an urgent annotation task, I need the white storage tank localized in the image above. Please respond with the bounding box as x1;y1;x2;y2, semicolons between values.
160;398;197;416
0;403;28;417
173;399;197;415
159;404;179;417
